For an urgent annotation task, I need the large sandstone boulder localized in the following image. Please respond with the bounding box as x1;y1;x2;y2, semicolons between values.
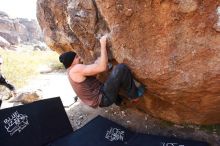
37;0;220;124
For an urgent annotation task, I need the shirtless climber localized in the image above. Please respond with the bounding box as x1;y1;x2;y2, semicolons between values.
59;35;145;108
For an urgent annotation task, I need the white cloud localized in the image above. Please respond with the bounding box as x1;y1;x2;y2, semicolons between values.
0;0;37;19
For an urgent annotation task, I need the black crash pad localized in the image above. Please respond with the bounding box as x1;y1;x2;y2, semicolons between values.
49;116;209;146
0;97;73;146
0;97;209;146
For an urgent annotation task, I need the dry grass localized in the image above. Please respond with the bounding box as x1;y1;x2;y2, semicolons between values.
0;49;63;89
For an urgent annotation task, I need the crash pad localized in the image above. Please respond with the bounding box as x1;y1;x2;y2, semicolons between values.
0;97;72;146
49;116;209;146
0;97;209;146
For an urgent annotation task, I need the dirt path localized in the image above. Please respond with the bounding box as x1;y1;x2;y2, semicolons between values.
19;71;76;107
3;70;220;146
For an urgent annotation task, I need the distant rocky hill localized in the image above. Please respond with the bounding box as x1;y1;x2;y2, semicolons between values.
0;11;43;49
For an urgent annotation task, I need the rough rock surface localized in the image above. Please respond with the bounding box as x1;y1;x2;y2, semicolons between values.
8;91;41;104
0;36;10;48
17;18;43;43
37;0;220;124
0;11;43;46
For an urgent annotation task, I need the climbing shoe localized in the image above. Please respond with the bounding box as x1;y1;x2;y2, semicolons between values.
130;85;145;103
108;63;113;70
115;95;123;106
136;85;145;97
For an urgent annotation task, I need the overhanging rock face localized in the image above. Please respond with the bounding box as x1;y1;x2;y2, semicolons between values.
37;0;220;124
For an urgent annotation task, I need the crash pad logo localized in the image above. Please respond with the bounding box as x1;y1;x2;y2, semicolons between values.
105;127;125;141
161;142;184;146
4;111;29;136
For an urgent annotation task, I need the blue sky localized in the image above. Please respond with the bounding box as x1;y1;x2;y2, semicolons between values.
0;0;37;19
